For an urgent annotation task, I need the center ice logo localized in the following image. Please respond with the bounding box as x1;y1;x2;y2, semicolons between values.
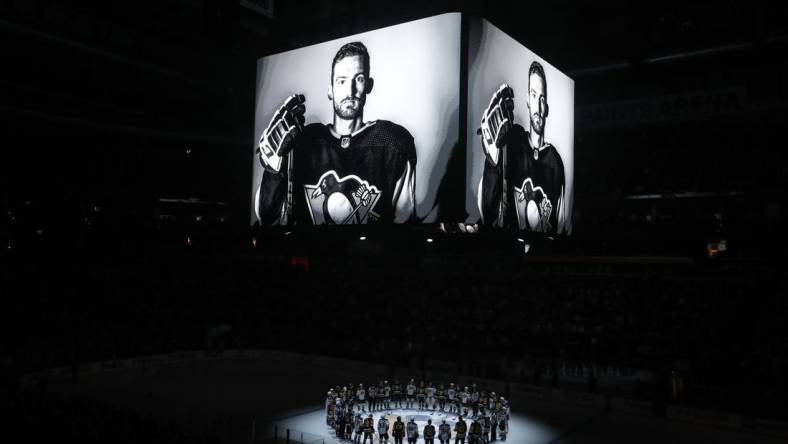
304;170;381;224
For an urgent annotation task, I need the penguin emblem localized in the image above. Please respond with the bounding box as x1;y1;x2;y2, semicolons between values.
304;171;381;224
513;178;552;232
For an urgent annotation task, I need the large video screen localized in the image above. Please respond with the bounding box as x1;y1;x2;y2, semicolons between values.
466;19;574;235
251;13;461;226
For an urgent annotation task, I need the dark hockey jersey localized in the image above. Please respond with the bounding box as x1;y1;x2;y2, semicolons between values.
257;120;416;225
480;124;565;234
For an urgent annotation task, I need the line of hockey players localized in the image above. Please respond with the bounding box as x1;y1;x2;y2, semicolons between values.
325;379;510;443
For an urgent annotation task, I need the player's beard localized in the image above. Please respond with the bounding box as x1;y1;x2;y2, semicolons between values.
530;112;545;136
334;97;364;120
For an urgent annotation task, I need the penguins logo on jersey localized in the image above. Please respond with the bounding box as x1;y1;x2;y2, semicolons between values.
304;170;381;224
514;178;552;232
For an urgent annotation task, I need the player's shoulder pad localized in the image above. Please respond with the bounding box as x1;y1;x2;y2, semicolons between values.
366;120;417;164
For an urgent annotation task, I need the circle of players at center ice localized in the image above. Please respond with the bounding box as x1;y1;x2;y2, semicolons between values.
326;379;510;443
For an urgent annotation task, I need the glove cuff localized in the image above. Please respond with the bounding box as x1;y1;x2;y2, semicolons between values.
482;139;500;166
259;146;283;173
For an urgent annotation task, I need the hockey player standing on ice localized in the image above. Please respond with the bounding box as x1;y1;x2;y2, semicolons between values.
497;398;509;440
468;418;483;444
470;384;480;417
378;415;390;444
477;61;566;234
368;383;378;412
500;397;510;424
497;418;507;441
438;418;451;444
454;416;468;444
334;398;344;434
354;413;364;444
437;384;447;412
406;379;417;409
383;380;392;409
256;41;417;225
417;381;427;410
487;392;497;415
337;407;347;439
393;380;404;408
460;386;470;417
489;409;498;442
424;418;437;444
481;412;491;444
447;383;457;414
356;384;367;413
345;409;355;439
406;417;419;444
426;381;437;411
326;390;335;425
392;416;406;444
363;414;375;444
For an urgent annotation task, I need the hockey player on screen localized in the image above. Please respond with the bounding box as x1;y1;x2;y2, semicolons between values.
477;61;566;234
255;41;417;225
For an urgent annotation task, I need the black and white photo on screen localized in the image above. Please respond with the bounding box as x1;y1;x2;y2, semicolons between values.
468;18;574;235
251;13;461;226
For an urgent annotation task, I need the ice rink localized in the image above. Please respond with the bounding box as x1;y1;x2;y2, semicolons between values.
45;355;787;443
270;406;555;444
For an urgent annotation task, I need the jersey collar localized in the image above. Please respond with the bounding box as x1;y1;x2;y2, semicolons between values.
328;120;378;139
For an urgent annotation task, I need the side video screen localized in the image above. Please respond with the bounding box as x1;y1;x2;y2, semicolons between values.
466;19;574;235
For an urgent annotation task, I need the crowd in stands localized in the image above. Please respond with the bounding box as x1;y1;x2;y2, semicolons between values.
3;245;786;422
